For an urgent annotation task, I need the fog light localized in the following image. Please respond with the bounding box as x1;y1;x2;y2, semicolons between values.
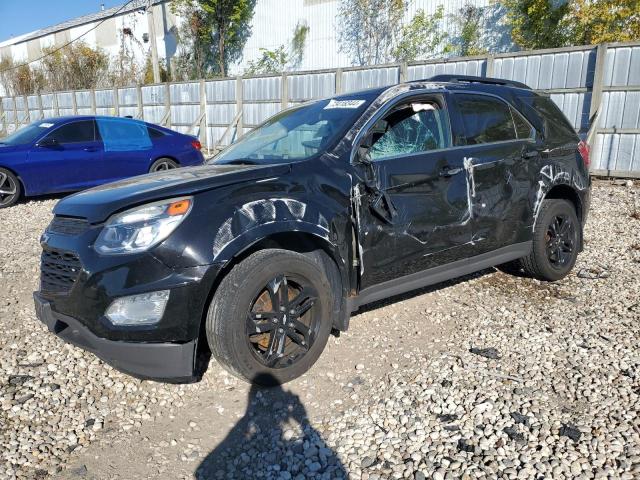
105;290;170;326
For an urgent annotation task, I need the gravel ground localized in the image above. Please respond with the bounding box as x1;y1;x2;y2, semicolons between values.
0;180;639;479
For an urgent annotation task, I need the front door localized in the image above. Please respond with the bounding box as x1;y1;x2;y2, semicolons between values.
354;93;474;289
26;120;103;194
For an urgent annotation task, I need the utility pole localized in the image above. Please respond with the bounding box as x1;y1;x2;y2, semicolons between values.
147;0;161;83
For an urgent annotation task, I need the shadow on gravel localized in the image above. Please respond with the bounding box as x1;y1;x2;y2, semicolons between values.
195;373;347;479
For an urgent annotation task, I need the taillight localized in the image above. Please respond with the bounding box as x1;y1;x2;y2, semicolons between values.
578;140;590;168
191;140;202;150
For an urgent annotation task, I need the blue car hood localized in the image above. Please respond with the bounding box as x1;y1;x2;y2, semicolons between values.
54;163;291;223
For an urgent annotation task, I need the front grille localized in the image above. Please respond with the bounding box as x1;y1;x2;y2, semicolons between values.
47;216;90;236
40;249;82;295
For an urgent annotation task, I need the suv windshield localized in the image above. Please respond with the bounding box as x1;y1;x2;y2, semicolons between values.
0;122;54;146
212;96;372;165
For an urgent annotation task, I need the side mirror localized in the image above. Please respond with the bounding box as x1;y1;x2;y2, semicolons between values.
37;137;58;148
357;146;372;164
356;134;373;164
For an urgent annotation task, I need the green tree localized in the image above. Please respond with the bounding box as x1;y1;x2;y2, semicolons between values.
392;6;447;62
337;0;406;66
570;0;640;45
245;22;310;75
502;0;570;49
171;0;256;77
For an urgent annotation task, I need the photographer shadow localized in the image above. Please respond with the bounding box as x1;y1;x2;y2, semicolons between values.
195;373;347;479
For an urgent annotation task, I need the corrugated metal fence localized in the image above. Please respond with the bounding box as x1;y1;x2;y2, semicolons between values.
1;41;639;178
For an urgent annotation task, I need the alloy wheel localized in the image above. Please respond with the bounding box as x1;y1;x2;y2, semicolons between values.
0;172;17;207
151;160;176;172
545;214;576;268
246;274;319;369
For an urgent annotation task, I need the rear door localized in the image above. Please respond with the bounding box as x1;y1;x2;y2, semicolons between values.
26;120;103;193
449;92;540;254
96;118;155;183
354;92;474;289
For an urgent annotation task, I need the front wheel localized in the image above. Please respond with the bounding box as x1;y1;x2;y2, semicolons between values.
149;158;179;172
519;199;581;281
206;249;334;385
0;168;21;208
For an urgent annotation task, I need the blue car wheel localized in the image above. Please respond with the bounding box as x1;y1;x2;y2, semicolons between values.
150;158;179;173
0;168;21;208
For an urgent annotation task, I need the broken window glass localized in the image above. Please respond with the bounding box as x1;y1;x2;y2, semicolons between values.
369;102;451;161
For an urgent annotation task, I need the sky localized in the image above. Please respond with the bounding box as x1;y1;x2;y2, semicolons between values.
0;0;125;43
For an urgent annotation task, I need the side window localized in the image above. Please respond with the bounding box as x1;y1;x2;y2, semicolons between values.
369;99;451;161
96;118;153;151
46;121;96;144
512;107;535;140
148;127;166;139
454;94;517;145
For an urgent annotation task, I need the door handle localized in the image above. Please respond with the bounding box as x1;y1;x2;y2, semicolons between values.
439;166;463;178
84;146;99;152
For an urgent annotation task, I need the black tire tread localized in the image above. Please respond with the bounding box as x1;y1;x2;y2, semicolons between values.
520;199;577;281
205;248;333;384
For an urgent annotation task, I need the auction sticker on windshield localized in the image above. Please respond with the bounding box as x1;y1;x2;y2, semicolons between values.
324;99;366;109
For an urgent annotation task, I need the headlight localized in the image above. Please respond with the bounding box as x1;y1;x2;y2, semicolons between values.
95;197;192;255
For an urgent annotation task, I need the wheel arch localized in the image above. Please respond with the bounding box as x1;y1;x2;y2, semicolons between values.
0;165;26;197
543;184;583;224
205;228;351;336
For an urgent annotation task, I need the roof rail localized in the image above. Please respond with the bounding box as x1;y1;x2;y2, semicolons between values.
416;74;531;90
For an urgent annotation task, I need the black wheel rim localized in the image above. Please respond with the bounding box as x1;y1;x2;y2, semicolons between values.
0;172;17;206
246;274;319;369
545;214;576;269
152;160;175;172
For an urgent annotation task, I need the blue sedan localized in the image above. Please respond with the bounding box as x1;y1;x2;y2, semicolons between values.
0;116;205;207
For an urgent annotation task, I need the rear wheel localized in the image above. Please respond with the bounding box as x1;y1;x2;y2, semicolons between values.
206;249;334;385
517;199;580;281
149;158;179;172
0;168;21;208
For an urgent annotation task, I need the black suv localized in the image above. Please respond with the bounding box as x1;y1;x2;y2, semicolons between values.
34;75;591;385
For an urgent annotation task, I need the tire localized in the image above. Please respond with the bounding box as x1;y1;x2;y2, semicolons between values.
518;199;581;281
206;249;334;385
149;158;179;172
0;168;21;208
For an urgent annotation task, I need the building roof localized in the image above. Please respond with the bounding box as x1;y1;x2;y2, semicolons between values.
0;0;167;47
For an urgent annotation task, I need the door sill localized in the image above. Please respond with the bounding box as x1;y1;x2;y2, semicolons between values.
348;241;532;312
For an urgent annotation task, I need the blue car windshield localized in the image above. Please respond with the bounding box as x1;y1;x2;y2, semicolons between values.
211;96;372;165
0;122;53;146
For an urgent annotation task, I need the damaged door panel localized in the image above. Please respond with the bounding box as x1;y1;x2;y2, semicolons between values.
353;93;474;289
450;92;541;255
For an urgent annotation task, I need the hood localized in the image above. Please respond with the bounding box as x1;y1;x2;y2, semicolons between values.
54;163;291;223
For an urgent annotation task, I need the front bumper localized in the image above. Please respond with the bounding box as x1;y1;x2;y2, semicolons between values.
34;292;199;382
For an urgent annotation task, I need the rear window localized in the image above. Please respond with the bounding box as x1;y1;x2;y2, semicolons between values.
517;95;578;144
95;118;153;152
454;94;518;145
148;127;166;139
